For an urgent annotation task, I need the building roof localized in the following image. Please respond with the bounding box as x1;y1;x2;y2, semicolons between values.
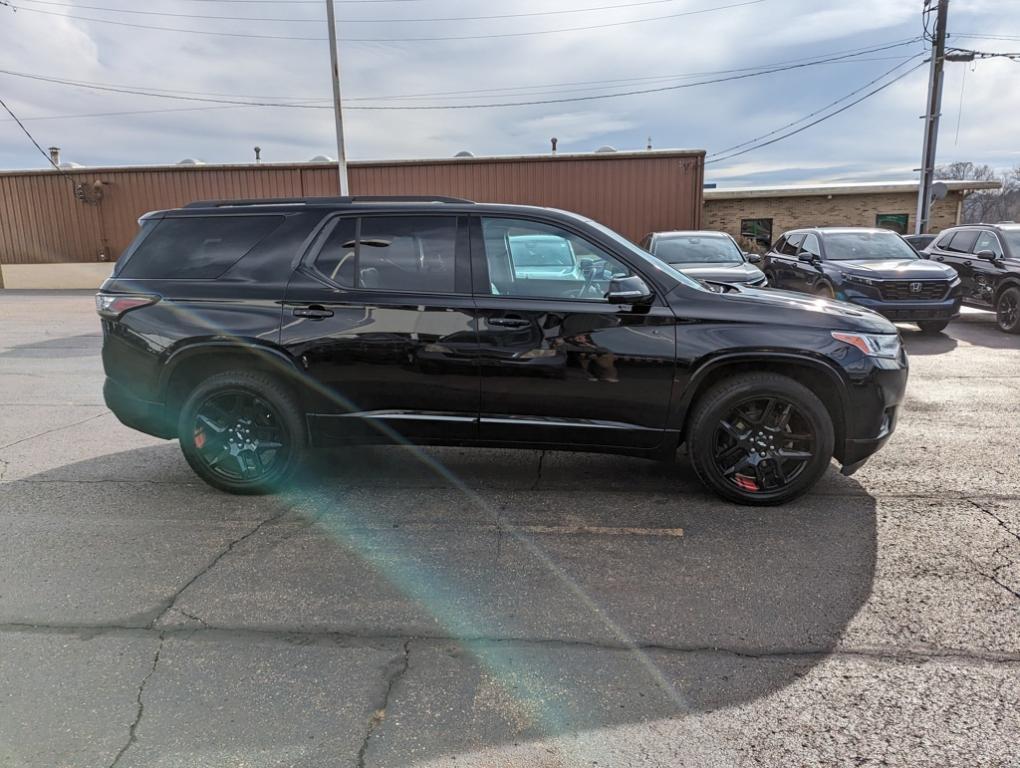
703;179;1002;200
0;148;705;178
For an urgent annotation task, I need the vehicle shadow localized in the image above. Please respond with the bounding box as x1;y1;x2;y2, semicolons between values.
20;443;878;761
0;333;101;359
900;310;1018;355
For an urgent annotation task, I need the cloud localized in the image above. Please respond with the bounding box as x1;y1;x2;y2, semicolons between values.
1;0;1017;185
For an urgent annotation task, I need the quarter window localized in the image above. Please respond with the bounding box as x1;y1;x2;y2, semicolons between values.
480;218;631;301
118;215;284;279
314;216;458;293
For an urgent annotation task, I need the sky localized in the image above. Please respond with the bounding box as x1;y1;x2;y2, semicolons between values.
0;0;1017;186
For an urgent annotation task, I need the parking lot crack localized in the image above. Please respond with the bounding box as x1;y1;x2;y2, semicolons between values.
532;450;546;490
357;639;412;768
0;411;107;451
108;631;164;768
149;505;290;628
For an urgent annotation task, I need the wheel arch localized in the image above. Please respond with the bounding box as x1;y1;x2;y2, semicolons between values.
674;353;850;457
993;276;1020;304
160;341;307;422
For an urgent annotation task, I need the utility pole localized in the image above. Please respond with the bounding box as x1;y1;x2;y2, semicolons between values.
915;0;949;235
325;0;350;196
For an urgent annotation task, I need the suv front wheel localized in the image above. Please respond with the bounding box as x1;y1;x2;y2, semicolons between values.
687;373;835;505
178;371;307;494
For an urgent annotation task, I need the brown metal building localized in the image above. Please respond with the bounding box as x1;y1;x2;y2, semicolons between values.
0;149;705;287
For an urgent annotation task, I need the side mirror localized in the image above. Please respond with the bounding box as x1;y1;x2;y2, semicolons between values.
606;275;654;305
798;252;817;263
976;249;998;261
745;252;763;264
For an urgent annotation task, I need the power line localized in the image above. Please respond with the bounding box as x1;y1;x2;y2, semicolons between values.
0;38;920;107
0;94;84;189
706;60;927;165
1;0;767;42
707;53;925;157
0;40;928;112
7;0;749;24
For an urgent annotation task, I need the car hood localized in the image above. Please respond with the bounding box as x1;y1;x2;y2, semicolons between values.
672;261;764;283
835;259;957;279
671;284;897;334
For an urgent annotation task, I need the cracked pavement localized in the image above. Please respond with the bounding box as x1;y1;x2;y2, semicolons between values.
0;292;1018;767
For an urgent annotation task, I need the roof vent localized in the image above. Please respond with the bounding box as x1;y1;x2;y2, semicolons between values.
58;161;83;169
178;158;205;165
309;154;335;162
595;145;617;153
454;150;475;158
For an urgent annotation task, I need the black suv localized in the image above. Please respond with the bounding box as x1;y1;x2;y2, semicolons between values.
98;196;908;505
763;227;961;334
921;223;1020;333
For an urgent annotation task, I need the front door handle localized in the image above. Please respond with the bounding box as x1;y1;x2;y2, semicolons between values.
489;317;530;328
963;260;972;267
293;305;334;319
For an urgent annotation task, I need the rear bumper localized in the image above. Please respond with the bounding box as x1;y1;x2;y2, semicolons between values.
104;377;175;439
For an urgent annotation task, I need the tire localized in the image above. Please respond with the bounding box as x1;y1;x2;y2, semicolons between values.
178;371;307;494
917;320;950;335
996;286;1020;334
687;372;835;506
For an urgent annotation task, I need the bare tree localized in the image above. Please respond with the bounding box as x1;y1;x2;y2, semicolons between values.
936;162;1020;224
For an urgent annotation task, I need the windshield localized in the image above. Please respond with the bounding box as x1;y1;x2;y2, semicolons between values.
1001;230;1020;254
823;232;919;261
582;219;707;291
654;235;744;264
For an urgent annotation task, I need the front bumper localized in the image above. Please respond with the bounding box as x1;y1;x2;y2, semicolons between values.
104;377;175;439
840;293;961;322
836;354;908;472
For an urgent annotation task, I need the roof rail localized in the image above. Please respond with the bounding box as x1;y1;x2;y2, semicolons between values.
183;195;474;209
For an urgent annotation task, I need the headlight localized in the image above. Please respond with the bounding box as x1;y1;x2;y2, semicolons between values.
831;331;901;359
747;276;768;287
841;272;877;286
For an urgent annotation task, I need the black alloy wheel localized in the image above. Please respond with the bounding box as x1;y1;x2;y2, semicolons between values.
687;372;835;505
997;287;1020;334
178;371;306;494
193;390;287;483
712;396;815;495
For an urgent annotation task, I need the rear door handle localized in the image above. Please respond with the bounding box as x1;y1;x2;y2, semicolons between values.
293;305;334;319
489;317;530;328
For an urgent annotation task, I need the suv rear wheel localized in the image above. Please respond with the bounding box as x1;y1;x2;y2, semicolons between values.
178;371;307;494
687;373;835;505
996;286;1020;334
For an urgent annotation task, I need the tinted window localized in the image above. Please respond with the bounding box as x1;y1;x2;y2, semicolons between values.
653;235;743;264
935;232;955;249
314;216;458;293
1000;230;1020;255
974;231;1003;258
822;232;919;261
779;234;804;256
771;236;788;254
800;234;821;259
119;216;283;279
481;218;631;301
947;230;979;254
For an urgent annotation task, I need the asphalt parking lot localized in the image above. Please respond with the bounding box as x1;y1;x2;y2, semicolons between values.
1;291;1018;767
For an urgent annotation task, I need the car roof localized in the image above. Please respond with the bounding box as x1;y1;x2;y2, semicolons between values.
651;230;732;238
787;227;895;236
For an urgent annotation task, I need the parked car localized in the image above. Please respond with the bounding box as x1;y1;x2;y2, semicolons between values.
98;196;908;506
903;233;937;252
639;230;768;287
762;227;961;334
920;223;1020;333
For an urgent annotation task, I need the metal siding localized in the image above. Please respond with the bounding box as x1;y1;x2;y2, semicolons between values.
0;153;703;264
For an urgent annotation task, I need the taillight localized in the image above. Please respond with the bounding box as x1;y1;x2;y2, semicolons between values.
95;293;159;319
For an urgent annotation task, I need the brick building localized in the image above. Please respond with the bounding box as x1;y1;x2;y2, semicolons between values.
702;180;1001;251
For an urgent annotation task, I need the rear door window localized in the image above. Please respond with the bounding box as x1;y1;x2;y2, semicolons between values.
946;230;979;254
314;216;459;293
118;215;284;279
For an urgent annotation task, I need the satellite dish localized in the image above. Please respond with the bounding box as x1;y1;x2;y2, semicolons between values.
454;150;475;158
931;181;949;201
309;155;335;162
595;145;617;153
